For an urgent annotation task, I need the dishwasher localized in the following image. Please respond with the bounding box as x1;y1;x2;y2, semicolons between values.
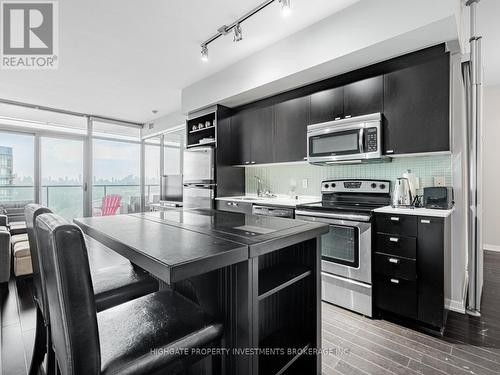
251;205;294;218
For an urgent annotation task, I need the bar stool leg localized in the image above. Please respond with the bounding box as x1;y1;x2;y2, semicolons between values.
28;308;46;375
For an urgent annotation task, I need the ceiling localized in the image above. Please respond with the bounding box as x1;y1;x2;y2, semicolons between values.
478;0;500;86
0;0;359;123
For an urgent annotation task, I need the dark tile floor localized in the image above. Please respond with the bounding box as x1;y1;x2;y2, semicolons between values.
322;250;500;375
2;251;500;375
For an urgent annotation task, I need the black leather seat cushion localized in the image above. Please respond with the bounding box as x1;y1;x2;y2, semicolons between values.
85;235;131;272
92;263;158;312
98;289;223;375
84;234;158;312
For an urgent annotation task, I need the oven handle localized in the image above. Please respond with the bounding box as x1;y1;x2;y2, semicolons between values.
295;210;371;223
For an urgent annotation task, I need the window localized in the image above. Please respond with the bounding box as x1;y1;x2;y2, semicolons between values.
92;120;141;141
93;139;140;215
163;128;185;175
145;137;161;206
41;137;84;220
0;103;87;135
0;132;35;204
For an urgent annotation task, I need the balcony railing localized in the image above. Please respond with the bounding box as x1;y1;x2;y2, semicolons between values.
0;184;160;220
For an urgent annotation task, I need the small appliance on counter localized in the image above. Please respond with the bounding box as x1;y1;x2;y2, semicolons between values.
391;177;413;207
423;187;454;209
402;169;419;198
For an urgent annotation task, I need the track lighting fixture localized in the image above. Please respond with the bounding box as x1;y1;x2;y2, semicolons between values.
233;23;243;42
279;0;291;16
201;45;208;62
199;0;291;61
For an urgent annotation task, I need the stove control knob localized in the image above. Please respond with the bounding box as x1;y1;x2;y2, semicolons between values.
380;184;386;190
371;183;377;188
324;184;329;189
331;183;336;188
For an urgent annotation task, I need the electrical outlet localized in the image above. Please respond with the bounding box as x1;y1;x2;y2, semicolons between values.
302;179;308;189
434;176;445;187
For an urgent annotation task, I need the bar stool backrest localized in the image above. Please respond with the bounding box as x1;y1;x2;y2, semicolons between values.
35;213;100;375
25;204;52;319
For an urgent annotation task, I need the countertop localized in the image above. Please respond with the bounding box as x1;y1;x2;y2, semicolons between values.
374;205;455;218
215;194;321;208
132;209;328;257
74;209;328;282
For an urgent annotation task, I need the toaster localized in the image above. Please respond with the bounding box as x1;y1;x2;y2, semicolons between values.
423;187;454;209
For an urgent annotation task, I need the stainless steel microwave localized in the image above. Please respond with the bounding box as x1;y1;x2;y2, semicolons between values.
307;113;383;165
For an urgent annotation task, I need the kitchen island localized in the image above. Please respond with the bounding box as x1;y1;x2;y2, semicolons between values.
75;209;328;375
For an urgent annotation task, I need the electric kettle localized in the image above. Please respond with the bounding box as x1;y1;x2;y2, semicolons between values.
392;178;413;207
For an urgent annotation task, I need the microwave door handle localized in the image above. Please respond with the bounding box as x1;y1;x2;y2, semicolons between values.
359;128;365;153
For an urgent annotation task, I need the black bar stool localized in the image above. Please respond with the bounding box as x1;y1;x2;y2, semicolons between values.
35;212;223;375
25;204;159;375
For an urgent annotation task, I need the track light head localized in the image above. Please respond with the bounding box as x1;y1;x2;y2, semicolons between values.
201;45;208;62
233;23;243;42
279;0;291;16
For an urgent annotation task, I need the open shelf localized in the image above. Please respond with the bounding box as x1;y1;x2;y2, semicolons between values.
188;125;215;134
259;327;311;375
258;263;311;300
186;112;216;148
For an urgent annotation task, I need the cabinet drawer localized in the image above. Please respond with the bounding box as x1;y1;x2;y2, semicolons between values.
375;234;416;259
374;253;416;281
215;200;253;214
375;214;417;236
375;274;417;319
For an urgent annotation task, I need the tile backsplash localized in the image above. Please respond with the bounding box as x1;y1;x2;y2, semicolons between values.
245;155;452;196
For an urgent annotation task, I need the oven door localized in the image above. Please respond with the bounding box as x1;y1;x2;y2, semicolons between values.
295;211;372;284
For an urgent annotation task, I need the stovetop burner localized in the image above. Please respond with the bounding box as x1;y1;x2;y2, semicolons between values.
297;179;391;215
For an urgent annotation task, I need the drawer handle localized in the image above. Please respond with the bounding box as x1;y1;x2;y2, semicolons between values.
421;219;431;224
389;237;399;243
388;258;400;264
390;217;400;222
390;278;400;284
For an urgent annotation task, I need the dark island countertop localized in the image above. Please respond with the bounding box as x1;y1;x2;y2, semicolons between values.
74;209;328;283
131;209;328;257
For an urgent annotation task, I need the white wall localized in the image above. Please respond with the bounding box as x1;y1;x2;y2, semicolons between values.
141;111;185;138
482;85;500;251
182;0;462;114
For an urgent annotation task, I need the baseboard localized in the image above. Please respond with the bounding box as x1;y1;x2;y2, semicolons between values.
446;298;466;314
484;244;500;252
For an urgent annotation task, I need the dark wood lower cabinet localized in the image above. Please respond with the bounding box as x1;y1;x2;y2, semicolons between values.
375;274;417;319
374;213;451;331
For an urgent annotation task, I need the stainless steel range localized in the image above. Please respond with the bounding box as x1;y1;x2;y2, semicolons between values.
295;179;391;317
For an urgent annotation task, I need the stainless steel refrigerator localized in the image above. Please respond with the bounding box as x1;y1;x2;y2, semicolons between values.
182;147;216;209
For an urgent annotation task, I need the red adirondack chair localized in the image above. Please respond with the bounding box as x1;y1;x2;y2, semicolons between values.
93;194;122;216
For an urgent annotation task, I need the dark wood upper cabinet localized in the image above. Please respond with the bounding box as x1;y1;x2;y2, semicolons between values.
228;47;450;165
251;105;274;164
274;96;310;163
231;110;252;165
344;76;384;118
231;104;273;165
310;86;344;124
383;54;450;155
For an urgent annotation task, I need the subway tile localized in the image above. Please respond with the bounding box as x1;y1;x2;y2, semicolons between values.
245;155;452;196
